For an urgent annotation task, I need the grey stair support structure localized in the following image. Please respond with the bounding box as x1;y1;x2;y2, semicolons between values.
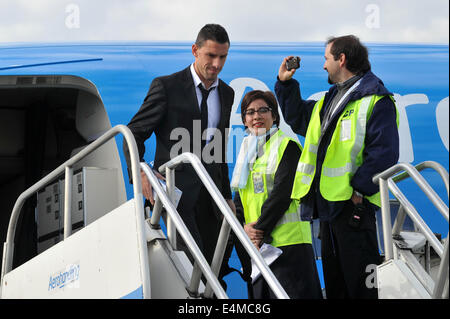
373;161;449;299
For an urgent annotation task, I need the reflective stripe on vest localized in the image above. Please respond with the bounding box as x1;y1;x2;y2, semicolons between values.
276;206;301;227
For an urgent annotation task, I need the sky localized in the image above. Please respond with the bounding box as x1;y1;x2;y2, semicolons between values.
0;0;448;44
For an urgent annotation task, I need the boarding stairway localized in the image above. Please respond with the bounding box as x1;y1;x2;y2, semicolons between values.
373;161;449;299
1;124;448;299
0;125;288;299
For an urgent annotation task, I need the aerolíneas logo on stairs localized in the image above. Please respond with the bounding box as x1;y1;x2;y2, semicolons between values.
48;263;80;292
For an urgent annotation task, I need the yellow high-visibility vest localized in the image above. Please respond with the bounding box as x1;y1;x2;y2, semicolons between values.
291;94;398;207
238;130;311;247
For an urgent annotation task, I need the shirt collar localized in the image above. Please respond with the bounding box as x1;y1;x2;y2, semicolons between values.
190;63;219;90
336;74;362;92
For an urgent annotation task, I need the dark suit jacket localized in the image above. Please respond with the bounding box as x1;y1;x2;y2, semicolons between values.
123;66;234;213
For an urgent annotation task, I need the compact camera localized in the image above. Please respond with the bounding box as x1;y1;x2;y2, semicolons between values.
286;56;300;71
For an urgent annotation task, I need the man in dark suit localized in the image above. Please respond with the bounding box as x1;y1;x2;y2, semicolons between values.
123;24;236;281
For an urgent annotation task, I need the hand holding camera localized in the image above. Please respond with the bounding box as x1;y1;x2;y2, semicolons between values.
278;56;301;81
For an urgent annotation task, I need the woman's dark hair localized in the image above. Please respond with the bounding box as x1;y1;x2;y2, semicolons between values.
195;24;230;47
240;90;280;127
327;35;371;75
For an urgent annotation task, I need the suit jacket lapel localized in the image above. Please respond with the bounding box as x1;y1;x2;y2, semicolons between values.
181;66;201;118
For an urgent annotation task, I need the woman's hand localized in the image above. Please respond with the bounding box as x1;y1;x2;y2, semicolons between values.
244;221;264;249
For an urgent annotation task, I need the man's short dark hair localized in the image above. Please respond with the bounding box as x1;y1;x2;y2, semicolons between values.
195;24;230;47
240;90;280;127
327;35;371;75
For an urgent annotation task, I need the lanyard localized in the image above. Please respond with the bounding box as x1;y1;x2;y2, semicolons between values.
326;78;362;126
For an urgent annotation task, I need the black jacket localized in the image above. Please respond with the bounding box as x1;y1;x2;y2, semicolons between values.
124;66;235;212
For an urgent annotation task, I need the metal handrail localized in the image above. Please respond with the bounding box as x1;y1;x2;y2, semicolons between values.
392;161;449;199
373;161;449;299
140;163;228;299
374;162;449;222
156;152;289;299
1;125;151;299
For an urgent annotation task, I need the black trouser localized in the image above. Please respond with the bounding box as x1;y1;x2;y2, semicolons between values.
320;199;381;299
174;186;219;262
252;244;323;299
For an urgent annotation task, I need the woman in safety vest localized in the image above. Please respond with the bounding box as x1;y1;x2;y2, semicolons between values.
232;90;322;299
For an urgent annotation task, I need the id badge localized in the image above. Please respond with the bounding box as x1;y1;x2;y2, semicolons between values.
340;119;352;141
252;172;265;194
